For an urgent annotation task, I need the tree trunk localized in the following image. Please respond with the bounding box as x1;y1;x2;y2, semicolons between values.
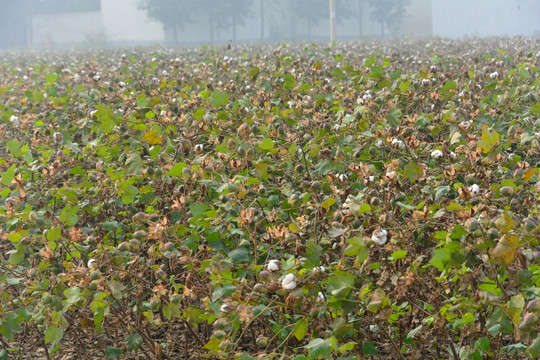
260;0;264;42
358;0;363;36
208;11;214;44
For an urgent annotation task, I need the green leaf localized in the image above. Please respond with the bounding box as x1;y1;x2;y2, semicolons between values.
363;341;376;355
166;162;186;177
327;271;355;299
0;165;16;186
210;90;229;107
189;202;210;218
399;80;410;93
47;228;62;242
527;335;540;358
0;312;22;341
391;250;407;260
60;205;79;227
402;162;422;181
249;66;259;81
105;346;123;359
321;197;336;210
478;125;500;153
259;137;274;151
228;247;250;263
441;79;457;94
304;338;332;359
45;325;63;344
293;317;309;341
125;154;142;175
6;140;22;158
283;74;295;90
530;102;540;117
126;333;143;351
387;108;402;127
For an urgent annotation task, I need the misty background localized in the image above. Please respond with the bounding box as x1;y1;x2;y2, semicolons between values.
0;0;538;50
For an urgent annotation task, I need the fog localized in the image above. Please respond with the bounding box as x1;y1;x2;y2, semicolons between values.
0;0;538;50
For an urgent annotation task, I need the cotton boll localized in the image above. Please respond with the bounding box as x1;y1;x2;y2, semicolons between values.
391;138;405;149
87;259;97;269
431;149;443;159
375;140;384;148
282;273;297;290
469;184;480;195
9;115;19;125
371;229;388;245
267;260;281;272
490;71;499;79
317;292;325;302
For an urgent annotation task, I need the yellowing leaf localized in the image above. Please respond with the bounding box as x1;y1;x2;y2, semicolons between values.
495;214;514;234
288;222;300;233
478;125;500;153
143;129;162;145
292;317;308;341
367;288;386;312
506;294;525;326
321;197;336;210
491;234;520;266
523;168;538;182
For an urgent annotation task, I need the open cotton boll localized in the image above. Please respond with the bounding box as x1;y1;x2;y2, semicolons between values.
281;273;297;290
469;184;480;195
87;259;97;269
431;149;443;159
267;260;281;272
10;115;19;125
391;138;405;149
371;229;388;245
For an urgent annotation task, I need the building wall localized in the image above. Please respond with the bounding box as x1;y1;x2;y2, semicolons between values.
432;0;540;38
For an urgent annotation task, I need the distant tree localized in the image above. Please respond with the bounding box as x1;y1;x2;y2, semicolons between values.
212;0;254;43
367;0;409;37
290;0;328;39
139;0;196;44
357;0;365;36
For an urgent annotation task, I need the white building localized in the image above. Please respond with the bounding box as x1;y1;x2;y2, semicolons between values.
31;0;163;48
